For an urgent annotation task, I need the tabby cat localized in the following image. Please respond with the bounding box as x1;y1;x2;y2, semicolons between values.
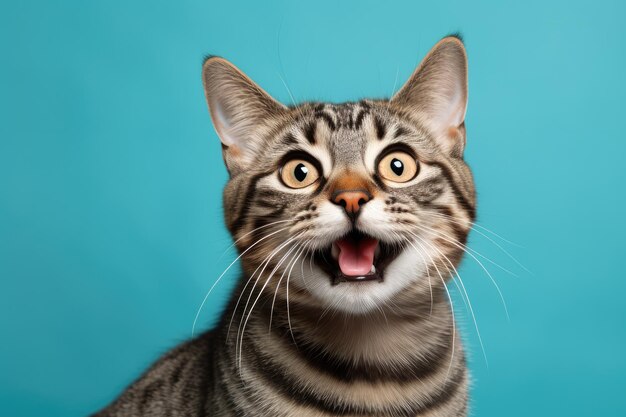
93;35;475;417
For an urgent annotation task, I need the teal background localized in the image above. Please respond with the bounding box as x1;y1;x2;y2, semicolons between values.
1;0;625;416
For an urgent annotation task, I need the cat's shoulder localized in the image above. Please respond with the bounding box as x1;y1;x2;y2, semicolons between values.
91;331;216;417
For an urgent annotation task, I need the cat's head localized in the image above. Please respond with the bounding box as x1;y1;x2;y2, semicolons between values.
202;36;475;314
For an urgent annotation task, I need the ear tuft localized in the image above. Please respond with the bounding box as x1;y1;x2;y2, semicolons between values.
445;32;464;42
391;36;468;156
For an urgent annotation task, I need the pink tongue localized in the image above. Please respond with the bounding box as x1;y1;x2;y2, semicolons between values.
336;238;379;276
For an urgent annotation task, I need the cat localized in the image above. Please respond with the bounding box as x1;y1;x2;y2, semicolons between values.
93;35;475;417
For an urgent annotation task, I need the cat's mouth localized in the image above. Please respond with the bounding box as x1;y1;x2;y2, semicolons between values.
314;230;398;285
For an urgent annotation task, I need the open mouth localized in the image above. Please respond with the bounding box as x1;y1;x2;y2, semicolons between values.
314;230;399;285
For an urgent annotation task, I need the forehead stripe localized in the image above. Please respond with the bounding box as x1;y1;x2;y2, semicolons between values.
394;126;410;138
282;132;298;146
373;115;387;140
314;111;336;131
354;108;368;130
303;121;317;144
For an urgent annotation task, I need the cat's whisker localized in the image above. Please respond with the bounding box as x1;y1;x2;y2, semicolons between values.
404;229;471;315
400;235;458;382
237;252;299;373
385;65;400;113
235;234;304;364
316;294;337;325
422;211;532;275
390;228;435;316
413;223;510;320
423;210;523;248
420;239;490;370
299;244;313;292
238;239;303;370
217;219;292;261
228;231;299;341
192;225;290;337
285;244;306;349
418;218;519;278
226;238;282;339
373;293;390;326
308;246;315;273
245;241;301;329
406;230;489;367
269;245;306;332
276;69;308;124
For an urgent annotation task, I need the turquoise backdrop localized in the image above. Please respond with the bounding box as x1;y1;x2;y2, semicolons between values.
1;0;625;416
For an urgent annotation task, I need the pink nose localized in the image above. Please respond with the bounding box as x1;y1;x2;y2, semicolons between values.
332;190;371;215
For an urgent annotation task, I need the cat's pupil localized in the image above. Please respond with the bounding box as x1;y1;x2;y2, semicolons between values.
391;158;404;176
294;163;308;181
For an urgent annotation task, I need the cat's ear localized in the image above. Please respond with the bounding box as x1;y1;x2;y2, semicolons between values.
202;57;286;173
391;36;468;156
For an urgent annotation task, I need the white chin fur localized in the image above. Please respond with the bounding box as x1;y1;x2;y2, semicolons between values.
298;240;438;315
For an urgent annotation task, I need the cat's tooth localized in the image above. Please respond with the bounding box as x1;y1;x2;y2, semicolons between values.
331;243;339;260
370;265;376;274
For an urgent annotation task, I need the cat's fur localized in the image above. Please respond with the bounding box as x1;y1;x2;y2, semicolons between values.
93;35;475;417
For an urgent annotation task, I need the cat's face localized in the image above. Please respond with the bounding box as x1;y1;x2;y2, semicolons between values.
202;37;475;314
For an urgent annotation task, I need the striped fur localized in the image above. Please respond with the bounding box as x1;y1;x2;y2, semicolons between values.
94;36;475;417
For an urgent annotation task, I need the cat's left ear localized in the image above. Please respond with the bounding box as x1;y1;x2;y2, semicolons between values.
202;57;286;174
391;36;468;156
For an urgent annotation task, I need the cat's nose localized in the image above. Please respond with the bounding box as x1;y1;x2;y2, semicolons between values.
332;190;371;217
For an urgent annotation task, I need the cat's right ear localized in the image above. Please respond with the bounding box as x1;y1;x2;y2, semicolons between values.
202;57;286;174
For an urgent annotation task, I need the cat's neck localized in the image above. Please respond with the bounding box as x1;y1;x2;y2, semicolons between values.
235;283;456;367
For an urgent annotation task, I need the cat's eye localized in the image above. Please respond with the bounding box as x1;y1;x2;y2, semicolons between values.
280;159;320;189
377;150;419;183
